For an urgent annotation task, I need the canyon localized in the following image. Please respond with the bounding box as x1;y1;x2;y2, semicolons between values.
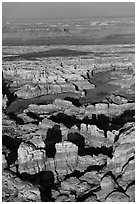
2;43;135;202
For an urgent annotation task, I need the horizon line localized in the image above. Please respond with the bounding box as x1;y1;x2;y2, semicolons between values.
2;14;135;21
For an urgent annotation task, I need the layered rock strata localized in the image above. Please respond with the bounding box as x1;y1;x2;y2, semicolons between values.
2;44;135;202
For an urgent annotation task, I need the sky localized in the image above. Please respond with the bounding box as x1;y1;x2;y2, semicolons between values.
2;2;135;20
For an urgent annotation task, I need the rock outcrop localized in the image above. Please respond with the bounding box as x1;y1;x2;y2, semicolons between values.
2;44;135;202
18;142;46;175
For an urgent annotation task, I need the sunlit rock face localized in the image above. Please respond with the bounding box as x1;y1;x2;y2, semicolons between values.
107;122;135;176
107;122;135;201
18;142;46;174
54;142;78;178
17;140;78;180
79;124;112;148
39;141;78;182
14;77;88;99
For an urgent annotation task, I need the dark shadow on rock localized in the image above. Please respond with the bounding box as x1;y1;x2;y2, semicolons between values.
45;143;56;158
2;76;17;106
64;97;82;107
50;111;135;139
112;109;135;128
50;113;81;128
2;135;22;165
86;162;107;172
67;132;85;154
18;171;55;202
78;146;113;158
2;135;21;151
27;111;41;121
45;125;62;158
39;171;55;202
6;151;18;166
89;114;110;137
76;191;98;202
8;112;24;125
18;171;40;184
65;170;83;180
83;110;135;138
3;48;90;61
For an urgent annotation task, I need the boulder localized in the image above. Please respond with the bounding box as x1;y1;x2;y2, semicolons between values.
95;175;118;201
29;135;45;148
54;142;78;178
38;118;55;131
18;142;46;174
105;191;130;202
80;171;101;188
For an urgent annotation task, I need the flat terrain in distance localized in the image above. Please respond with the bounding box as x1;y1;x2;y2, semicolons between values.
2;16;135;46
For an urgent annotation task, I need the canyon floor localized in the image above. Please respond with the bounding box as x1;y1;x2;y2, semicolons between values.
2;16;135;202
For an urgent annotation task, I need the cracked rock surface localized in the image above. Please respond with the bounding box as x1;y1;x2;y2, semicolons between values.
2;44;135;202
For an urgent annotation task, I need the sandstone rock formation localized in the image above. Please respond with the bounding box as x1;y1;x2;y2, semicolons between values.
2;44;135;202
18;142;46;174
